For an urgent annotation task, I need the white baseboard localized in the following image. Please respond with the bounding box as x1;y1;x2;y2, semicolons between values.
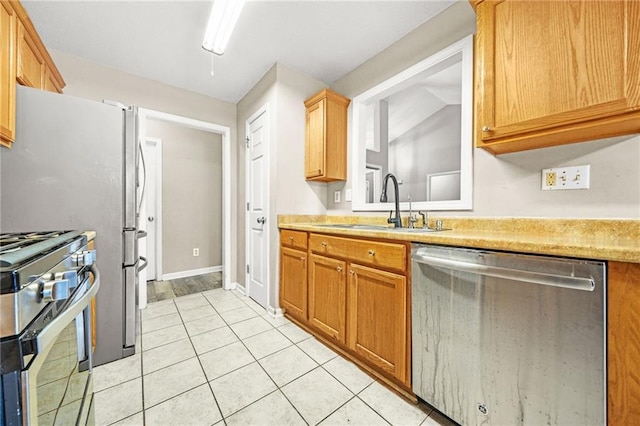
267;306;284;318
161;265;222;281
232;282;246;295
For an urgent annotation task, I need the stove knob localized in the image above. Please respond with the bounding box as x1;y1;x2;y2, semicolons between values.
40;279;70;303
55;270;78;289
73;250;96;267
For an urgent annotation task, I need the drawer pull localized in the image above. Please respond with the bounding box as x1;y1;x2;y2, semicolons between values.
321;242;328;247
336;266;343;272
289;236;294;241
368;249;375;256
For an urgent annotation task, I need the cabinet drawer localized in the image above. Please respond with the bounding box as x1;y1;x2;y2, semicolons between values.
309;233;406;271
281;230;307;250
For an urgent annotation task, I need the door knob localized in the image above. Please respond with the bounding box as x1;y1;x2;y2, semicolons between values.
148;216;154;222
257;217;266;224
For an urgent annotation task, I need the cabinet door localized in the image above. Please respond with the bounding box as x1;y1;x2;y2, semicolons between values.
305;98;325;179
1;1;16;146
43;66;63;93
347;263;408;384
608;262;640;425
308;253;346;343
280;246;308;321
16;19;45;89
476;0;640;153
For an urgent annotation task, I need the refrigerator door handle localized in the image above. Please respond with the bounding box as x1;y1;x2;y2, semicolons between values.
138;256;148;272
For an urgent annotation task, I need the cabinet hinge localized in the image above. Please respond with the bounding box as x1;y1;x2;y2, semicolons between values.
246;202;250;211
246;264;250;274
245;137;249;148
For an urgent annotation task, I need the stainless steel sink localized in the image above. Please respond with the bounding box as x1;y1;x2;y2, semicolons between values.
316;224;450;232
390;227;451;233
316;224;393;230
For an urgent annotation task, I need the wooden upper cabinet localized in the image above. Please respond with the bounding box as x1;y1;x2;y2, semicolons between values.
1;2;17;147
16;18;45;89
474;0;640;154
304;89;350;181
1;0;65;148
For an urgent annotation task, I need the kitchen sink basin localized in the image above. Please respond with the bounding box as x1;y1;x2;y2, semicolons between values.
316;224;393;230
390;227;451;233
316;224;450;232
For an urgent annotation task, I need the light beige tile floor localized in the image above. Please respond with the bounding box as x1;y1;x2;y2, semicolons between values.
93;288;457;426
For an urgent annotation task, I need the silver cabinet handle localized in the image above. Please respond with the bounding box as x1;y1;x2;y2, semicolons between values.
368;249;375;256
482;125;491;132
300;256;306;261
349;270;355;275
257;217;266;224
336;266;343;272
321;242;328;247
148;216;154;222
412;254;594;291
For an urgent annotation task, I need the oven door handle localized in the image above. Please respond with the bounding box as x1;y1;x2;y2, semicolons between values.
36;265;101;352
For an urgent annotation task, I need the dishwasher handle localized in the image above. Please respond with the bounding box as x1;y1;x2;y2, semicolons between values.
412;253;595;291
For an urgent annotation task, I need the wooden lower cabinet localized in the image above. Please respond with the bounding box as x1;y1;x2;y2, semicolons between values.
308;253;347;344
279;246;308;321
280;231;412;396
347;263;408;384
607;261;640;425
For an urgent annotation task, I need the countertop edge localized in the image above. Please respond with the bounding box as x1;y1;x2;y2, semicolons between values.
278;222;640;264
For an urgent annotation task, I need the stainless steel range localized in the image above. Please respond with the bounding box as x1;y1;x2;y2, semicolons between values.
0;231;100;426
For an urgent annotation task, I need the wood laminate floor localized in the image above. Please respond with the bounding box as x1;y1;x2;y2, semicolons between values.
146;272;222;302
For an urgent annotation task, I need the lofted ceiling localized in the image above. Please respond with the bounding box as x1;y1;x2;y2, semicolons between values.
22;0;456;104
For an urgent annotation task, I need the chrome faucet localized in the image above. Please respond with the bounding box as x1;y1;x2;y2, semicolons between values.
380;173;402;228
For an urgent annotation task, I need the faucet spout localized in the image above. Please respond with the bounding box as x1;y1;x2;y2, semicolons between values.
381;173;402;228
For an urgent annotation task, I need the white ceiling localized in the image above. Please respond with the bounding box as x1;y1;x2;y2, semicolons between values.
22;0;456;103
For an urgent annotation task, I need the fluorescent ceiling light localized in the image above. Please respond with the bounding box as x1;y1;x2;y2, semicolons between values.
202;0;246;55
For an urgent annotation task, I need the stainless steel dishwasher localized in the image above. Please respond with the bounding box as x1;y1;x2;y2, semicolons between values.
411;244;606;426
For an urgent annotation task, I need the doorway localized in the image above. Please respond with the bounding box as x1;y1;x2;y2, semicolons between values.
138;108;232;309
245;105;270;309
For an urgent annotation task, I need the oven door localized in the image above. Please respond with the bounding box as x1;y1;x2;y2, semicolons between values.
22;267;100;426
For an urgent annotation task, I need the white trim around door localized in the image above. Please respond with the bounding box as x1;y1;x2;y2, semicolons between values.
143;137;163;282
138;108;232;296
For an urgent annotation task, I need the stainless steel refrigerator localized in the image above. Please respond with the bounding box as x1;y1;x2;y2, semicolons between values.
0;85;144;366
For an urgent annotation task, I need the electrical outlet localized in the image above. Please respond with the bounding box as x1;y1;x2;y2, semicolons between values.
345;188;352;202
193;248;200;257
542;165;590;190
545;171;557;187
334;190;341;203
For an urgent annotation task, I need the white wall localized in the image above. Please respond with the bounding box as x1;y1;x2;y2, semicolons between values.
327;2;640;219
236;63;326;309
146;120;222;274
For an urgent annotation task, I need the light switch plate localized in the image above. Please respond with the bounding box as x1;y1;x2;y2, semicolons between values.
542;165;590;190
345;189;352;202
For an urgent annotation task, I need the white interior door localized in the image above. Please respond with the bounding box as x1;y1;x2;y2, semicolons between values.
144;138;162;281
246;109;269;308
